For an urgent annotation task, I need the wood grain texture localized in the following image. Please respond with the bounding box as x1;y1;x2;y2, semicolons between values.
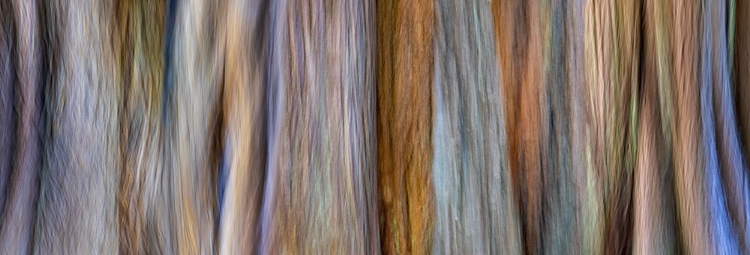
734;0;750;250
377;0;435;254
432;0;521;254
0;0;42;253
493;1;545;253
632;2;679;252
216;0;267;254
0;0;15;239
670;1;716;253
165;0;223;253
34;0;121;253
0;2;744;253
115;0;171;253
698;0;747;252
260;0;379;253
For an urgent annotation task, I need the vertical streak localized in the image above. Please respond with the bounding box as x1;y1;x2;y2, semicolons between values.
582;0;613;252
0;0;42;253
605;1;640;254
34;0;121;253
376;0;435;253
734;0;750;251
167;0;223;253
218;0;267;254
492;0;532;250
709;0;750;252
541;0;579;252
566;0;592;253
115;0;169;253
671;1;714;253
518;2;544;253
261;1;379;253
633;1;678;252
0;0;15;241
433;0;521;253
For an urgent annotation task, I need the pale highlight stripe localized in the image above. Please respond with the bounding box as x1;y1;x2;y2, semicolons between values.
167;0;223;252
34;0;121;253
432;0;520;253
218;0;267;254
